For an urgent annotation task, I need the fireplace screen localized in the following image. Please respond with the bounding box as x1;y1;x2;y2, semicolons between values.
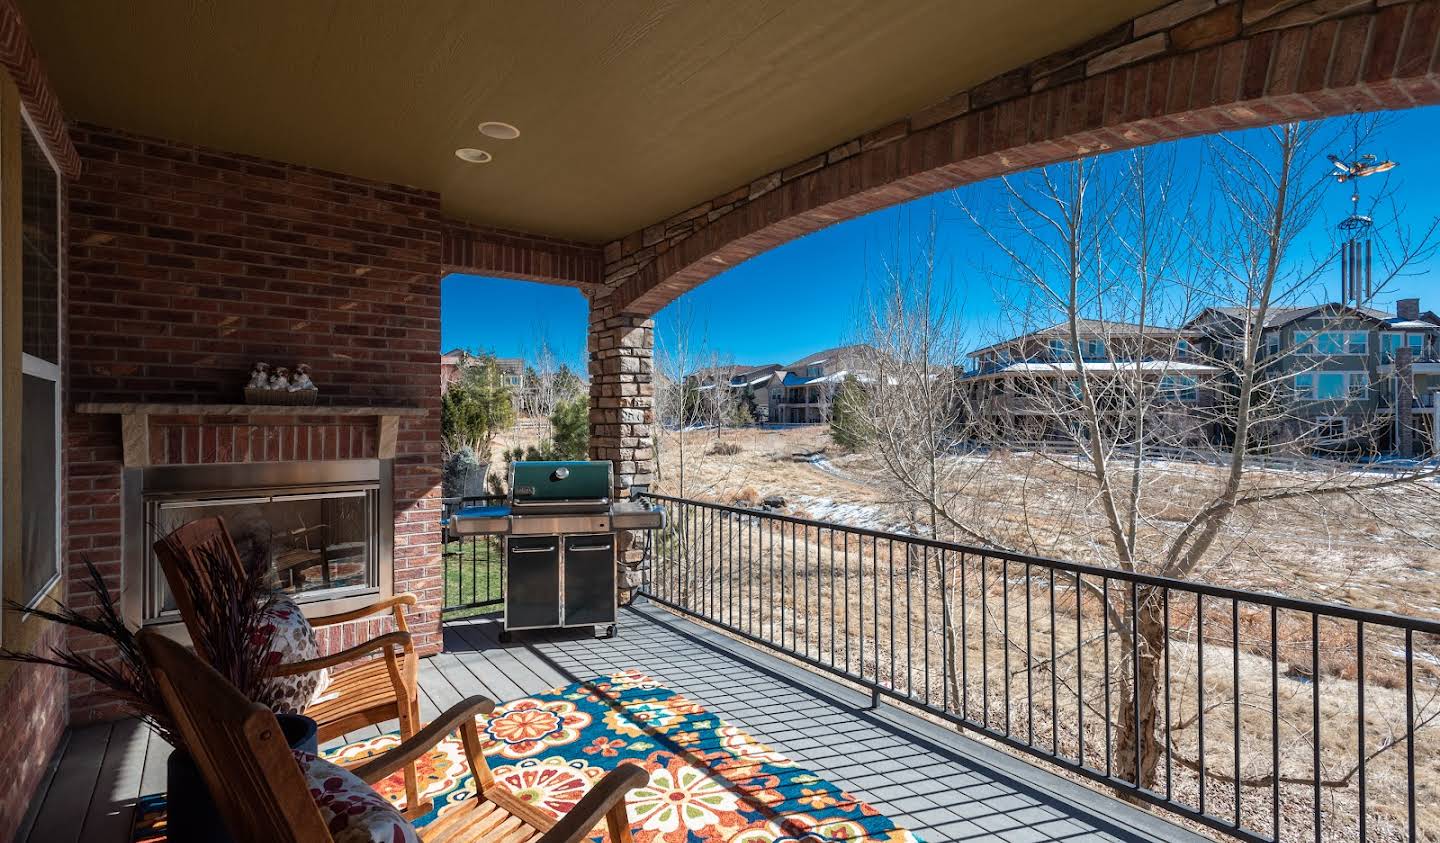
144;484;381;620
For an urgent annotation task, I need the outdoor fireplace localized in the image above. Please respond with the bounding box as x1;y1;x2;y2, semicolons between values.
123;459;393;626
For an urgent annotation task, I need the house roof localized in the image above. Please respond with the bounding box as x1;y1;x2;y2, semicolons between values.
968;320;1193;359
1189;303;1391;330
785;344;874;369
974;360;1221;377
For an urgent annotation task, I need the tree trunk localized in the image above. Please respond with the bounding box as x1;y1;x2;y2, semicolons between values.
1113;586;1166;788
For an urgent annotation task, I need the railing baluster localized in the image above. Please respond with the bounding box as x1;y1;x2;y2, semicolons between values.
1405;628;1416;843
1103;576;1112;779
1076;570;1084;769
1050;567;1058;757
1232;597;1241;827
1271;604;1280;843
1003;556;1011;736
1357;620;1366;843
961;551;969;719
1312;612;1321;843
981;553;989;728
1027;561;1034;745
1198;592;1206;817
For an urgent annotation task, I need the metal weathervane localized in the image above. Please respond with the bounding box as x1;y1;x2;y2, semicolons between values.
1328;135;1397;306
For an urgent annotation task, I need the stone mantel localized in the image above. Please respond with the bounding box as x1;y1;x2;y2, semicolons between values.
76;402;425;466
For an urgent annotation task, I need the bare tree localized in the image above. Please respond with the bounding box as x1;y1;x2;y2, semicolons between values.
952;120;1440;795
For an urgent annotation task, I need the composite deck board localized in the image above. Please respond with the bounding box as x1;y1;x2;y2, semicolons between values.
79;718;149;843
29;602;1204;843
25;722;112;843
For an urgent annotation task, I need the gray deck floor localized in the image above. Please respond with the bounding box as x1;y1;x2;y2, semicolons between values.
18;602;1204;843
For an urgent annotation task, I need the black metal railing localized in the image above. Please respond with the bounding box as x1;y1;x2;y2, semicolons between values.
440;495;504;617
638;492;1440;843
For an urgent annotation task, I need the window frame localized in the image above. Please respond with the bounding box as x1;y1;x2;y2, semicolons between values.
17;106;63;610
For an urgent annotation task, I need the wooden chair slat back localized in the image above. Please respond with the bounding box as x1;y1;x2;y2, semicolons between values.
153;516;247;659
138;630;332;843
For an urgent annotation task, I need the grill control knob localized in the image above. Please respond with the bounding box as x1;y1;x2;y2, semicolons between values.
551;466;569;481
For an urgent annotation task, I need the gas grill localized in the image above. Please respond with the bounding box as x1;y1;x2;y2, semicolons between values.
450;460;665;639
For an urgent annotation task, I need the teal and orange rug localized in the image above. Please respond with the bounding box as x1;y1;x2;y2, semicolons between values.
134;670;920;842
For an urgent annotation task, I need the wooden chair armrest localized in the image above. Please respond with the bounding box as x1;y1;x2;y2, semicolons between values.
536;763;648;843
270;630;411;676
306;593;417;628
353;696;497;784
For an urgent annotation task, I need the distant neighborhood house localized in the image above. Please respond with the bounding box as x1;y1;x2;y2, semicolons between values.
440;348;526;394
961;297;1440;456
688;344;877;424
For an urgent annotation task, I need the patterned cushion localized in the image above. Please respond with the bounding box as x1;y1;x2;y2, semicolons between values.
259;594;331;714
295;751;419;843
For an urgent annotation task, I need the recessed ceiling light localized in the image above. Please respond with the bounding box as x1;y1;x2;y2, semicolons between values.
478;121;520;140
455;148;492;163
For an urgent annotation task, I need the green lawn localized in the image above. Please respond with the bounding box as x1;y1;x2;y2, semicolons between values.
442;537;504;620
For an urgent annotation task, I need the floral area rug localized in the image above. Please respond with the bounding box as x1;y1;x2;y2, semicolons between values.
133;669;921;842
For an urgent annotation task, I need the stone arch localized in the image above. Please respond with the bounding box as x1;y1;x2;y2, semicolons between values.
588;0;1440;497
599;0;1440;319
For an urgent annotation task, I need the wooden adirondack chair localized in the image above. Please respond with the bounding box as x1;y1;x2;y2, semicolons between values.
154;516;427;813
138;630;646;843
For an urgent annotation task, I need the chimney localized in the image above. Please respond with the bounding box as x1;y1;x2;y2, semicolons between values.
1397;298;1421;321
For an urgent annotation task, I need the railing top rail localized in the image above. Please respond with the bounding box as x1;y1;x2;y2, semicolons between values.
639;491;1440;635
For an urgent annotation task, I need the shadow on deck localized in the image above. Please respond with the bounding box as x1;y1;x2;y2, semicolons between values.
20;602;1203;843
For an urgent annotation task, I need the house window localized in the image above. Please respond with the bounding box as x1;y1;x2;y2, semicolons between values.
1159;375;1198;401
770;388;781;403
1176;339;1191;358
20;115;62;607
1294;372;1367;400
1048;339;1070;358
1295;331;1367;355
1314;417;1347;442
1382;333;1426;358
805;365;822;378
1085;339;1106;358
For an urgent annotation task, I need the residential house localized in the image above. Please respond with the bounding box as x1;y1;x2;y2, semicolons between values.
961;321;1218;445
961;299;1440;455
440;348;526;395
757;345;875;424
1186;297;1440;454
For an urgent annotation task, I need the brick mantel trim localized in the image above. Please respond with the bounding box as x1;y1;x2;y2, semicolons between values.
602;0;1440;316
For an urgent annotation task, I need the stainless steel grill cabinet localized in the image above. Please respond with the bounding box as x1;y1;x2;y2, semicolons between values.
449;460;664;639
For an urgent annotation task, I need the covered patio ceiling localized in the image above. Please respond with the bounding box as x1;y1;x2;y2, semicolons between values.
17;0;1161;243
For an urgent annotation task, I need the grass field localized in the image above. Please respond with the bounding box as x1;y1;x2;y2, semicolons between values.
441;536;503;620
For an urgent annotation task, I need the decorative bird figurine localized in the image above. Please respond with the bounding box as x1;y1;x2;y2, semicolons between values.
248;362;271;388
290;363;317;392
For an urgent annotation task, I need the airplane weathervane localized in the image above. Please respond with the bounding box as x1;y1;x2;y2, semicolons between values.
1327;143;1398;305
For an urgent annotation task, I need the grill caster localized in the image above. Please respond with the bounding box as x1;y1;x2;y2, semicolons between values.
599;624;618;639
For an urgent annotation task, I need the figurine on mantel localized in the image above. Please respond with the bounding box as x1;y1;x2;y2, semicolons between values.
289;363;317;392
248;362;271;389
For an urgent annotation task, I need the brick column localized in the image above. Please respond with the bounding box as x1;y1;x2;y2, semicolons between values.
1397;347;1416;457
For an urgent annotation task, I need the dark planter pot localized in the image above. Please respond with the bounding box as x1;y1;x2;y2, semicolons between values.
165;713;318;843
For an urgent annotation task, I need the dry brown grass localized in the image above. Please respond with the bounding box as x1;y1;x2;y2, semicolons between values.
649;426;1440;843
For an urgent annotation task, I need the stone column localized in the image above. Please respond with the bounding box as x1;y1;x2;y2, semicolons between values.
587;293;656;604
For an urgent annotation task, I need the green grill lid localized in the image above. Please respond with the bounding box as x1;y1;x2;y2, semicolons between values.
509;460;612;500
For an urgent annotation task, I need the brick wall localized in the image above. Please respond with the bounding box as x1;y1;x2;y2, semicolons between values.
66;123;446;721
0;624;66;840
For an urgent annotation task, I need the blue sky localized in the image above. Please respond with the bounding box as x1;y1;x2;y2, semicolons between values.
442;106;1440;371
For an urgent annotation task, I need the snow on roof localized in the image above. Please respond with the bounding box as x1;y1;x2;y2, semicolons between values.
987;360;1221;375
1387;319;1439;330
